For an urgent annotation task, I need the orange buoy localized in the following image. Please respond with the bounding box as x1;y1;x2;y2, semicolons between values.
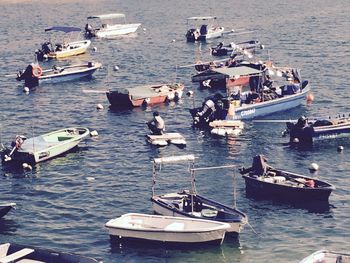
306;93;314;103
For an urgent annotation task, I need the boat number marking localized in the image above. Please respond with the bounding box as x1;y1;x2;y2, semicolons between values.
240;109;255;117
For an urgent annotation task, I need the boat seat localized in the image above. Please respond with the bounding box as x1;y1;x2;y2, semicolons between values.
164;222;184;231
0;248;34;263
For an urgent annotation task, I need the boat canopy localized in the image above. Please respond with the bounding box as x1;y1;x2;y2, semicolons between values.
87;13;126;20
45;26;81;33
187;16;217;21
212;66;262;78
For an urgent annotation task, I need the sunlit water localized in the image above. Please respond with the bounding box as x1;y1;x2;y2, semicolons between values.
0;0;349;262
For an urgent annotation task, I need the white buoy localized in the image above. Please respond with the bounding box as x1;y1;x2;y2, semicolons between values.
167;92;175;101
22;163;32;171
93;47;97;52
309;163;319;172
96;104;104;110
337;145;344;152
43;54;48;59
113;65;119;71
90;130;99;137
143;28;147;31
23;87;30;93
86;177;95;181
186;90;194;96
171;39;176;43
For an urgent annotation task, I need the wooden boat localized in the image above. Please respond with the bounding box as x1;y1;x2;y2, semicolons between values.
1;127;90;164
0;243;100;263
105;213;230;245
285;114;350;145
186;16;224;42
0;203;16;219
85;13;141;39
211;40;263;57
146;133;186;147
151;155;248;235
106;83;184;108
35;26;91;61
299;250;350;263
239;155;335;202
16;62;101;88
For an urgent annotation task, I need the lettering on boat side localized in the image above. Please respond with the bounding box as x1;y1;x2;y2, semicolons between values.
39;151;50;159
240;109;255;117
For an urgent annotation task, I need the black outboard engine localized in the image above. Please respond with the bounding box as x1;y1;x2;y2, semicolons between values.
16;64;39;88
36;42;52;61
286;116;313;145
186;28;197;42
85;23;95;38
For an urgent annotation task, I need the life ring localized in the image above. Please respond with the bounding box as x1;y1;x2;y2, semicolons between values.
32;65;43;78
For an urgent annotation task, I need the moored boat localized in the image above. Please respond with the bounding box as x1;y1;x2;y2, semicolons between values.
284;114;350;145
211;40;264;57
151;155;248;235
16;62;101;88
35;26;90;61
0;243;101;263
186;16;224;42
85;13;141;39
0;203;16;219
105;213;230;245
106;83;184;108
299;250;350;263
1;127;90;164
239;155;335;202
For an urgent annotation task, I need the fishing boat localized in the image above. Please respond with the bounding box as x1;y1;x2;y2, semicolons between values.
106;83;184;108
0;203;16;219
105;213;230;245
239;155;335;202
0;243;100;263
284;114;350;145
16;62;102;88
1;127;90;164
85;13;141;39
185;16;224;42
299;250;350;263
146;133;186;147
151;155;248;235
210;40;264;57
35;26;91;61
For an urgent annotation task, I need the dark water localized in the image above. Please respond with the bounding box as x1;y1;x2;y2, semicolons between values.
0;0;349;262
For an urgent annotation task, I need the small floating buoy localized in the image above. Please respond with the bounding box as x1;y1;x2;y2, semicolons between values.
306;93;314;103
96;104;104;110
167;92;175;101
186;90;194;96
23;87;30;93
22;163;32;171
171;39;176;43
113;65;119;71
86;177;95;181
144;98;151;105
143;28;147;31
43;54;48;59
337;145;344;152
292;138;300;143
92;47;97;52
309;163;319;172
90;130;98;137
260;44;265;49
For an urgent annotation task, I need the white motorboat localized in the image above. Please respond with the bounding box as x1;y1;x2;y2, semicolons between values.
186;16;224;42
105;213;230;245
299;250;350;263
85;13;141;39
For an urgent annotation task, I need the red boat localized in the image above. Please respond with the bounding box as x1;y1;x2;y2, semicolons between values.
106;83;185;108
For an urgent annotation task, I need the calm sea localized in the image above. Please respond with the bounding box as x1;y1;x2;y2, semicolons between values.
0;0;349;262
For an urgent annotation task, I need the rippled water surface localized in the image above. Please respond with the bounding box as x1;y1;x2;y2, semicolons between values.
0;0;349;262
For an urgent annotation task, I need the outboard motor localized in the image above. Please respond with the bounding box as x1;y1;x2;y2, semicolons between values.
186;28;197;42
16;64;39;88
35;42;52;61
85;23;95;38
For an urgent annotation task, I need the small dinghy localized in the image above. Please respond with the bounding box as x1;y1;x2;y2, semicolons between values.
209;120;244;136
299;250;350;263
106;213;230;245
1;127;90;164
106;83;184;108
239;155;335;203
0;203;16;219
146;133;186;147
0;243;100;263
16;62;101;89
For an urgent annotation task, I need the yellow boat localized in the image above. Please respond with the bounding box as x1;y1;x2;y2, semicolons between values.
36;26;91;61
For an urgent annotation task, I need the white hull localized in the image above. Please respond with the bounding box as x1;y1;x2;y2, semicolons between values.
106;213;229;244
96;23;141;38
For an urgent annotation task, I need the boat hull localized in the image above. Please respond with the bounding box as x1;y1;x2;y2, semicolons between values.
106;213;228;245
231;87;309;120
95;23;141;38
151;193;246;235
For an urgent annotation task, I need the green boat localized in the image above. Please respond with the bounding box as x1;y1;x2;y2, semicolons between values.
1;127;90;164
